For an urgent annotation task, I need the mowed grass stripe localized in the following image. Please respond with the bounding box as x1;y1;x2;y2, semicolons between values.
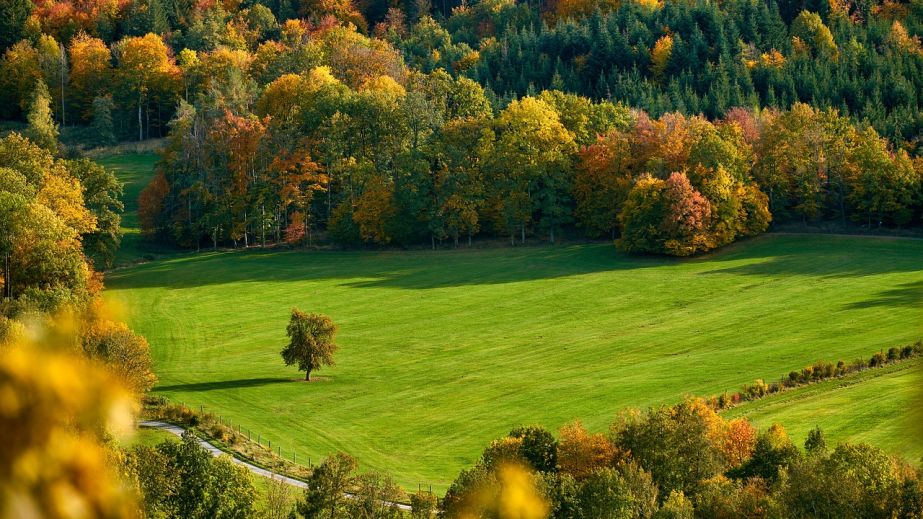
105;234;923;489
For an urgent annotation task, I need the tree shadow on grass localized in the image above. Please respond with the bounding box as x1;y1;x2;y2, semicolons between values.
106;234;923;291
156;377;291;393
844;281;923;310
106;243;670;290
697;236;923;279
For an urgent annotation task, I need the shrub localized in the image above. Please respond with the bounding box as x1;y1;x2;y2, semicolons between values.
800;366;814;382
509;425;558;473
887;347;900;361
900;346;914;359
744;379;769;399
869;352;886;367
410;490;438;518
730;424;800;482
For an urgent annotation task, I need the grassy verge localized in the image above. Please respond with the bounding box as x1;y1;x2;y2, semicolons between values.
724;356;923;463
141;398;313;482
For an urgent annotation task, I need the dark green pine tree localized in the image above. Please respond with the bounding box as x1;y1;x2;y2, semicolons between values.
0;0;32;53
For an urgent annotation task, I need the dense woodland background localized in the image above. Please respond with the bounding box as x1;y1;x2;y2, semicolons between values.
1;0;922;256
1;0;923;515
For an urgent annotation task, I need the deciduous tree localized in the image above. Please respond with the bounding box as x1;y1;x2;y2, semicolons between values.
281;308;339;381
114;33;180;141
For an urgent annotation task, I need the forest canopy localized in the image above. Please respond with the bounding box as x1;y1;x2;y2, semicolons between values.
1;0;922;255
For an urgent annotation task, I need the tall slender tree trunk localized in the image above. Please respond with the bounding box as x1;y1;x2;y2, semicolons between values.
138;92;143;141
60;46;65;128
4;253;11;300
244;211;249;247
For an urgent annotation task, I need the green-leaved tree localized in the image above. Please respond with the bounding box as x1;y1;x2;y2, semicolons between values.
281;308;339;381
26;81;59;153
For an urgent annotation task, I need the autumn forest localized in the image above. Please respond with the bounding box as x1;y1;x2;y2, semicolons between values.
1;0;922;515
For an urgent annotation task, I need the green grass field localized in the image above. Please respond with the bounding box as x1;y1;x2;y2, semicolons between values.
95;153;172;266
726;356;923;463
104;229;923;489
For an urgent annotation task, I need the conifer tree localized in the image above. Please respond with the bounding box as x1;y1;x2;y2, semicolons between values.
26;81;59;153
91;96;117;147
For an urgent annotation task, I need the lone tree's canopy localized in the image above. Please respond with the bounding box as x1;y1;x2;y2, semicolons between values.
281;309;339;381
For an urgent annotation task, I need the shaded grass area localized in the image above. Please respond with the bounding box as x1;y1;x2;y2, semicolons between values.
95;153;176;266
105;233;923;490
725;357;923;463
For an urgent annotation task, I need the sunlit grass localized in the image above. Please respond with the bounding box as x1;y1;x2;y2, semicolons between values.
105;234;923;489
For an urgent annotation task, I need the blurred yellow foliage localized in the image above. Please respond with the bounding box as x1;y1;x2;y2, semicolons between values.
458;463;549;519
0;319;139;519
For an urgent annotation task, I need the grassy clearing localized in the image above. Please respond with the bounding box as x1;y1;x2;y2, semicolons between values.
725;356;923;463
123;427;179;448
95;152;173;266
104;233;923;490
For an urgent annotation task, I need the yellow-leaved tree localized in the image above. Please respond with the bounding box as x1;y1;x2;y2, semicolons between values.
0;317;139;519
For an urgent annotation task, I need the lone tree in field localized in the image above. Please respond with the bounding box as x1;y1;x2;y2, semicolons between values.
281;309;339;381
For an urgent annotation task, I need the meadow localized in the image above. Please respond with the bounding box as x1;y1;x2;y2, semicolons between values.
105;226;923;489
94;152;170;266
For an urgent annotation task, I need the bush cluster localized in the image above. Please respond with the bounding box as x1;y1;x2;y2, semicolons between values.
708;340;922;410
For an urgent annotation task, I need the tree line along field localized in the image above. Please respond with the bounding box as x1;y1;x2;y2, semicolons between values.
104;223;923;490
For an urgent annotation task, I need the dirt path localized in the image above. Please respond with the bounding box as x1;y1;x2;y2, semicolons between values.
139;420;412;511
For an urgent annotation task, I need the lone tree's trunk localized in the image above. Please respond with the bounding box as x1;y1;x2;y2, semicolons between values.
305;369;311;381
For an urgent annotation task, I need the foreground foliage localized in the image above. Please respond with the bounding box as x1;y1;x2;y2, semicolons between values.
0;322;139;518
126;432;257;519
444;399;923;518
